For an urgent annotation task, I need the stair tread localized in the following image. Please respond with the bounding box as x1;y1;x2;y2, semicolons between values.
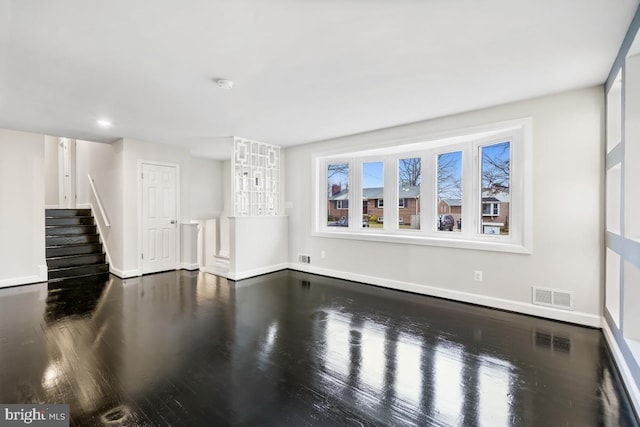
46;243;101;249
47;253;104;261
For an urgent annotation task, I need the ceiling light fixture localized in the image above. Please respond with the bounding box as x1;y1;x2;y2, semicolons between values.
97;119;112;128
215;79;233;90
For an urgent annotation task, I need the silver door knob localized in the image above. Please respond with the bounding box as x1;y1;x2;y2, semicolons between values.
170;220;176;224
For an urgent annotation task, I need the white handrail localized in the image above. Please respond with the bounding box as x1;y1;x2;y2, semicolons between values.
88;173;111;227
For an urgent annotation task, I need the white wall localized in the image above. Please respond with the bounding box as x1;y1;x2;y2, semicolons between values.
44;135;59;207
0;129;47;287
82;139;123;274
75;140;93;206
229;216;288;280
285;86;604;326
188;157;224;220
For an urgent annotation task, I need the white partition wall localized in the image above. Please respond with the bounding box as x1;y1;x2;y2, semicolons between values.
604;6;640;414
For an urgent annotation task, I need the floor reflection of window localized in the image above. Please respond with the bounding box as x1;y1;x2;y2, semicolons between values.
395;333;422;406
434;343;463;425
360;321;386;393
325;311;351;380
478;355;513;427
258;322;278;369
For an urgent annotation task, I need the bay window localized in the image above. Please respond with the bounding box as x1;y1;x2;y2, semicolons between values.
314;119;532;253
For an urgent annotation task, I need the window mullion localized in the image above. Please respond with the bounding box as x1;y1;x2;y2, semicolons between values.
423;150;436;235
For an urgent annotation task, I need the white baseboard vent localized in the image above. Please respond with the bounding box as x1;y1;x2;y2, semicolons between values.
532;286;573;310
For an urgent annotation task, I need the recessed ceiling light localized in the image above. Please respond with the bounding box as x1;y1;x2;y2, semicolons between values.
97;119;112;128
215;79;233;90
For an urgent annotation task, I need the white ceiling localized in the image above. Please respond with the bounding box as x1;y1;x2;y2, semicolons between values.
0;0;637;159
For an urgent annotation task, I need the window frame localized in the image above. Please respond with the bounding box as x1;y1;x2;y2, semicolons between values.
482;202;500;217
313;119;532;253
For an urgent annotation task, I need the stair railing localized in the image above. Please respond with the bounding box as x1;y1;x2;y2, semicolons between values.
88;174;110;227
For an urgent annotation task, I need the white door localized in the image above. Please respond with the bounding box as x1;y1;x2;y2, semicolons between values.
141;163;178;274
58;138;76;208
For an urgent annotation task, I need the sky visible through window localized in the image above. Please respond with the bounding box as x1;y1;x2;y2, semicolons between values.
363;162;384;188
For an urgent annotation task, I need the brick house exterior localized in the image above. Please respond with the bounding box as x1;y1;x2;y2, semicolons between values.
329;187;509;233
328;186;420;224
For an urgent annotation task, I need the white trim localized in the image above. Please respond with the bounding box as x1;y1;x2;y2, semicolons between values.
288;263;601;327
110;266;140;279
180;262;199;271
0;265;48;288
76;203;90;209
88;173;111;227
311;228;531;253
45;204;59;209
137;160;181;275
602;321;640;415
227;263;289;281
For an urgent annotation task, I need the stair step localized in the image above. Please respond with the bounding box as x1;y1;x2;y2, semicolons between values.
45;225;96;235
47;253;106;269
46;234;100;246
46;217;94;226
48;264;109;281
45;208;92;218
46;243;103;258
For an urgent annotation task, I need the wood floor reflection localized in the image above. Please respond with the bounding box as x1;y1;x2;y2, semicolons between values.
0;270;637;426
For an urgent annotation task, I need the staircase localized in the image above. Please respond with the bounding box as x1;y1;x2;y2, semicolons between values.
45;209;109;282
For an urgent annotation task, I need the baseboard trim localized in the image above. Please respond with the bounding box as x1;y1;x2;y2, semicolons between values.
110;266;140;279
180;262;199;271
228;263;289;281
0;264;48;288
602;322;640;417
288;264;601;328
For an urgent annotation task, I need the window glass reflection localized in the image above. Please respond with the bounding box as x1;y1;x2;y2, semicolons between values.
360;321;386;392
395;333;422;405
478;355;513;427
434;344;463;425
325;311;351;379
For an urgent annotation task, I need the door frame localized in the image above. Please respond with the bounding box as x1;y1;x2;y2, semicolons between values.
137;160;181;275
58;138;77;208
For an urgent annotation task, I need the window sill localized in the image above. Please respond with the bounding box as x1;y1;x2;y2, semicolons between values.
313;229;531;254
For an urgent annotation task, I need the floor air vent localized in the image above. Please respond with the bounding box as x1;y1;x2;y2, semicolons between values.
532;286;573;310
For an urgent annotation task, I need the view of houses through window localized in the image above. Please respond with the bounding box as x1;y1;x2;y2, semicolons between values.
399;157;422;230
437;151;462;232
320;121;526;251
480;142;510;235
362;161;384;228
327;163;349;227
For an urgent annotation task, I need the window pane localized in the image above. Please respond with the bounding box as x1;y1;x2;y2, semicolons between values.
437;152;462;232
327;163;349;227
363;161;384;228
481;142;510;235
399;157;421;230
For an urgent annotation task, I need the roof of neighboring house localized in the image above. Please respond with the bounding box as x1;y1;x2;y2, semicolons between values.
329;186;420;200
442;198;462;207
481;189;509;202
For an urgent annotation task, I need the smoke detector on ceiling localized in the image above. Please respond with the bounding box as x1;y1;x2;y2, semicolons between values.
215;79;233;90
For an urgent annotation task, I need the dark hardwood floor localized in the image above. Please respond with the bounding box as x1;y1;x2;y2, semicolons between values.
0;270;637;426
